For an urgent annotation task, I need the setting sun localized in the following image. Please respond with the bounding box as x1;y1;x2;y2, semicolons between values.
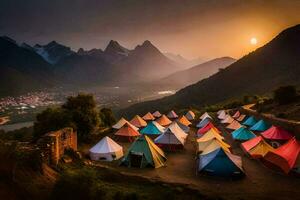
250;37;257;45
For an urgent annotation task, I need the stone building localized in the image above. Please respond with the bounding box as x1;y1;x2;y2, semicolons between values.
38;127;77;165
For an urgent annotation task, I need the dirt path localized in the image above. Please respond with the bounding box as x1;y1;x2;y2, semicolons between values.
93;118;300;200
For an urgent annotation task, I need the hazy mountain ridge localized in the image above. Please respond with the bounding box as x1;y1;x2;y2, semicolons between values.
120;24;300;117
0;36;185;96
0;36;55;96
160;57;236;88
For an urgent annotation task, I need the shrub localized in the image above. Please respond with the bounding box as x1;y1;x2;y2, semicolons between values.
273;85;297;105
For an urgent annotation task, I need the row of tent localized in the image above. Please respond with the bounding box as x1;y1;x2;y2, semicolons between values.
88;110;195;168
195;112;245;177
112;110;195;142
218;109;300;174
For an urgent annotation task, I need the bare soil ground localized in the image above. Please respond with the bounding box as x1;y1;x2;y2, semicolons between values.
87;117;300;200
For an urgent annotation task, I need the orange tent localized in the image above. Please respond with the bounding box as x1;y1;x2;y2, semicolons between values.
237;114;246;122
263;137;300;173
156;115;172;126
142;112;155;121
241;136;273;158
115;122;141;142
130;115;147;128
178;115;192;126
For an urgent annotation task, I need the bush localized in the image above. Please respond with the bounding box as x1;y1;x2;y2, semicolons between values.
99;108;116;127
273;85;297;105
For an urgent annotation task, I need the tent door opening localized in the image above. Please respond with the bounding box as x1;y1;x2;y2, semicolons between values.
130;153;143;168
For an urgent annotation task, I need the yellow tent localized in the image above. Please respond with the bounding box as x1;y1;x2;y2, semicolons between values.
178;115;192;126
197;128;224;143
198;139;231;155
248;140;274;158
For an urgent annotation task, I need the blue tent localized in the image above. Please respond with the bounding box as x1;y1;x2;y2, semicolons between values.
176;121;190;132
196;118;211;128
250;119;271;132
232;127;256;141
242;116;257;127
197;148;244;177
140;121;164;135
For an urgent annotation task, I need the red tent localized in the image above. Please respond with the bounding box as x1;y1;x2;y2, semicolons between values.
241;136;263;152
115;122;141;142
197;122;220;136
263;137;300;173
261;126;293;140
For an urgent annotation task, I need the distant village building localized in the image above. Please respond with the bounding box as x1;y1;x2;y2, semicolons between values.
38;127;77;165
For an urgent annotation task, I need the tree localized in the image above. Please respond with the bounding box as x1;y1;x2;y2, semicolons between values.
273;85;297;105
99;108;116;127
62;94;100;139
33;107;72;139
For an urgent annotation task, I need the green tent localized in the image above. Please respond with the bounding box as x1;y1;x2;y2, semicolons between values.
121;135;167;168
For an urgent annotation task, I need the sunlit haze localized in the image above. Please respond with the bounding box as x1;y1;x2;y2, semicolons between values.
0;0;299;59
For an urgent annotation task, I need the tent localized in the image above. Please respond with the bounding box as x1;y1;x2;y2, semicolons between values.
197;138;231;155
176;121;190;133
218;110;227;119
241;136;274;158
261;126;293;140
112;118;139;130
263;138;300;173
197;128;224;143
140;121;165;136
200;112;212;120
152;111;162;118
226;120;242;130
217;110;224;115
232;111;240;119
197;148;244;177
121;135;167;168
114;122;141;141
142;112;155;121
178;115;192;126
130;115;147;128
221;115;234;124
167;110;178;119
185;110;195;121
89;136;123;161
237;114;247;122
250;119;271;132
196;117;211;128
197;122;220;135
155;122;187;150
231;127;256;141
156;114;172;126
242;116;257;127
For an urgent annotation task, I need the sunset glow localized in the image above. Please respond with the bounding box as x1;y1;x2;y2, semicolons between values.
250;37;258;45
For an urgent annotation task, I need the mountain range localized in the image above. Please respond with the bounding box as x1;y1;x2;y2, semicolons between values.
0;36;232;97
120;24;300;117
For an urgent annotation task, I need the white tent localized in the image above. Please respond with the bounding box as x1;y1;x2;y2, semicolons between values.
155;122;187;145
89;136;123;161
218;110;227;119
185;110;195;121
112;118;139;130
221;115;234;124
200;112;212;120
217;110;224;115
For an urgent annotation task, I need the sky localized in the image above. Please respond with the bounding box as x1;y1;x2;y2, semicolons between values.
0;0;299;60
